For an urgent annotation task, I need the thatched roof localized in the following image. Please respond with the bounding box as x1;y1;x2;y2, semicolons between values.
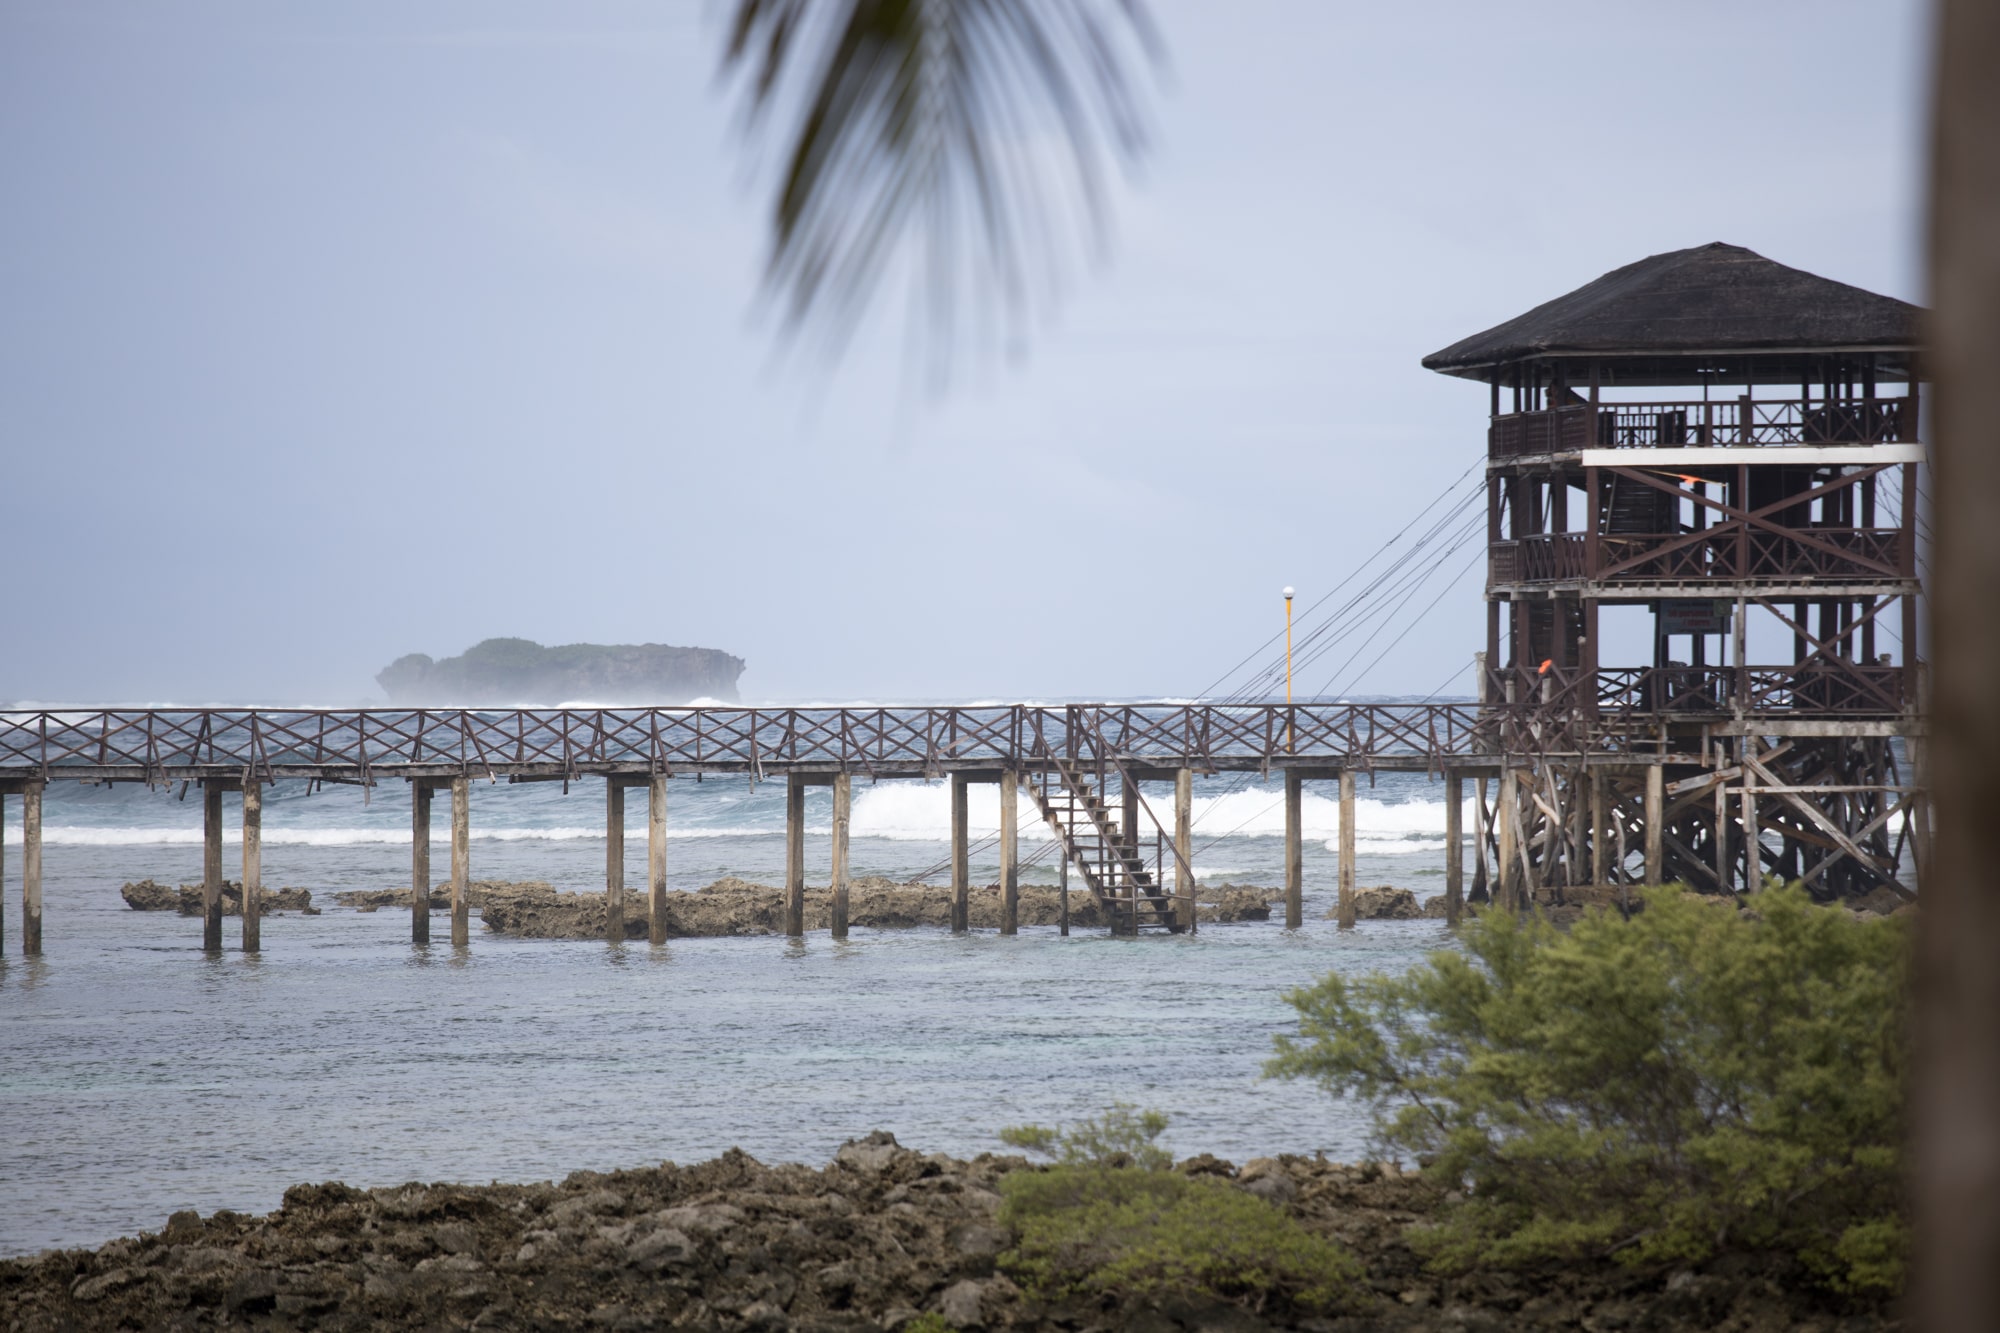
1423;243;1922;383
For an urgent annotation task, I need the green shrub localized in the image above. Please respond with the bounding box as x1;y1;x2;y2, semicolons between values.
1265;883;1909;1293
999;1165;1364;1314
999;1102;1172;1169
995;1106;1364;1315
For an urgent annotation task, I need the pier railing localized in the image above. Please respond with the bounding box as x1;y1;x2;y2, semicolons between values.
0;703;1513;783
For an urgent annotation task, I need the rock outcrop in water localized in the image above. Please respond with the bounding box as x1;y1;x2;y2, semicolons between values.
0;1134;1895;1331
120;880;317;916
375;637;744;706
474;878;1282;939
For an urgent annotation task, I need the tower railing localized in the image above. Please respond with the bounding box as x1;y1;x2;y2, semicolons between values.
1488;395;1916;457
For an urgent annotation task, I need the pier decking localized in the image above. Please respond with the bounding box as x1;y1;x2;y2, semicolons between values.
0;700;1538;954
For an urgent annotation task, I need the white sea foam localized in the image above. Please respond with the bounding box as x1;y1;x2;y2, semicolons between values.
36;824;797;847
848;782;1465;853
26;786;1467;854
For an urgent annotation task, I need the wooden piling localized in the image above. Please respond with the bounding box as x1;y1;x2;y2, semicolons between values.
785;775;806;938
1174;767;1194;933
1338;769;1357;929
1643;764;1664;886
1058;851;1069;937
241;782;262;953
949;774;969;934
648;775;667;946
1283;770;1303;929
450;776;470;947
1444;769;1464;925
1;791;7;954
831;773;851;939
203;782;224;952
605;778;626;944
999;770;1019;935
1472;775;1490;902
1120;776;1138;855
1590;769;1607;887
22;783;42;956
1742;788;1760;891
1497;769;1520;911
411;783;432;945
1713;780;1732;893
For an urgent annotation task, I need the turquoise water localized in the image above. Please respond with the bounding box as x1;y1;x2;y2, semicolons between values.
0;763;1463;1257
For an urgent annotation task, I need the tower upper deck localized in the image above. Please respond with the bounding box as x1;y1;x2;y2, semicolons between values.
1425;242;1923;461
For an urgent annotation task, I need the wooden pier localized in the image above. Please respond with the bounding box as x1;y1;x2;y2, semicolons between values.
0;247;1929;957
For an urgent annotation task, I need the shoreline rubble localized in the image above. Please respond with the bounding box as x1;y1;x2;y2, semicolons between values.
0;1134;1897;1331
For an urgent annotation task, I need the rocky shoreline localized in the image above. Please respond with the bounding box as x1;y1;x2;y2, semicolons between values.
0;1135;1898;1332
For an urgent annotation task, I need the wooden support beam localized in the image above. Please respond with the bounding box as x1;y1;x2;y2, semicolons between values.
1590;769;1607;887
1714;778;1732;894
1644;765;1664;886
241;782;262;952
1058;851;1069;937
412;783;432;945
785;774;806;938
949;773;969;934
1174;768;1194;933
1338;769;1357;929
605;778;626;944
1121;776;1138;860
1472;776;1491;902
1741;749;1909;893
1497;769;1521;911
450;776;470;948
1444;769;1464;925
831;773;851;939
203;782;224;952
1284;770;1303;929
999;770;1019;936
22;784;42;956
648;775;667;946
1743;787;1761;890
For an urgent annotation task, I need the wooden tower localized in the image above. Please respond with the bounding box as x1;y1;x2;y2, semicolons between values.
1425;242;1924;903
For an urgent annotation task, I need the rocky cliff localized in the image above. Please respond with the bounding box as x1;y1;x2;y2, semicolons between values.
376;638;744;706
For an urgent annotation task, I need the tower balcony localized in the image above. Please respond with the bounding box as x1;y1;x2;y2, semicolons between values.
1491;527;1909;587
1488;396;1915;460
1483;661;1910;720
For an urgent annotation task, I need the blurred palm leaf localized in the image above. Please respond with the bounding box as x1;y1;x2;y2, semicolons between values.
723;0;1159;384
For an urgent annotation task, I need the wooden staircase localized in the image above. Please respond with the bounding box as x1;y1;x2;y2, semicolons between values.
1027;753;1183;934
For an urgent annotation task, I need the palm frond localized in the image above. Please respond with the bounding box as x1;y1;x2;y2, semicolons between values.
723;0;1159;386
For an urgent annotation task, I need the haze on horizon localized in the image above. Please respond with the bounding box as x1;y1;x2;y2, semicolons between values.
0;1;1929;707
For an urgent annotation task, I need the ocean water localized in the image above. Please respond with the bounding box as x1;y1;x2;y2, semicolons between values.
0;750;1469;1258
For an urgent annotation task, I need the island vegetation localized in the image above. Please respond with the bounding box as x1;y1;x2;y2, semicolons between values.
375;637;744;706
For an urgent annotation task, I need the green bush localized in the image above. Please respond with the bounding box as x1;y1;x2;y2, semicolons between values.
999;1102;1172;1169
999;1165;1364;1314
995;1106;1364;1315
1265;884;1909;1293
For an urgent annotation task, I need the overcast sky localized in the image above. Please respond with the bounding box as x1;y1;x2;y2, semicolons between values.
0;1;1931;705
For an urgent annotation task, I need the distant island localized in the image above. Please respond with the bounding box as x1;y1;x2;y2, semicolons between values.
376;638;745;706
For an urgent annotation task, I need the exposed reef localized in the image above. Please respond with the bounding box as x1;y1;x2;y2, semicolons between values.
120;881;317;916
476;878;1283;940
